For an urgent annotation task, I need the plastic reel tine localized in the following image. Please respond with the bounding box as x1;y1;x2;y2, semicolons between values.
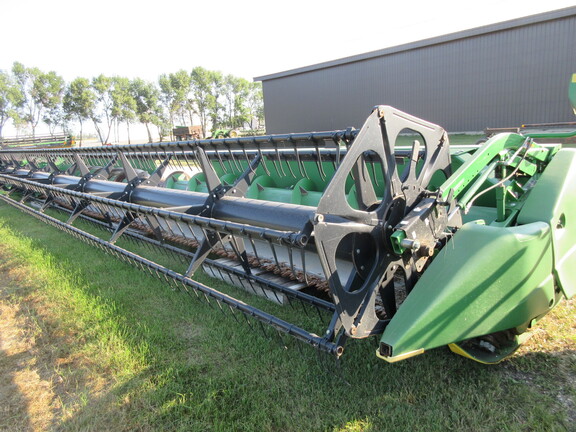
210;144;227;174
168;275;181;292
248;236;261;267
283;292;296;310
202;292;215;308
299;248;309;285
214;298;227;316
257;319;270;340
182;150;197;172
307;301;323;324
177;280;189;295
268;241;281;271
226;270;237;287
241;147;252;171
284;153;297;179
314;142;327;181
169;150;180;171
332;136;343;167
270;156;281;178
211;266;229;287
295;336;304;355
256;142;271;176
173;220;187;238
227;304;242;324
274;328;289;350
287;246;297;280
227;143;242;173
298;295;311;319
241;311;256;333
272;288;283;305
241;276;258;296
272;140;286;177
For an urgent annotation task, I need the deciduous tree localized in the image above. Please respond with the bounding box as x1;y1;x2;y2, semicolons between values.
91;74;115;144
0;70;24;138
63;77;95;144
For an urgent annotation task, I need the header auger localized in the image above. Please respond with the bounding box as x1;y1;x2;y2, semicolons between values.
0;105;574;364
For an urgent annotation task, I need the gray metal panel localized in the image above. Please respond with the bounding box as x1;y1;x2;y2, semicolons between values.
259;9;576;134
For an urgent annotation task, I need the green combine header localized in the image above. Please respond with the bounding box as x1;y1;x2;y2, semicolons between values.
0;102;574;364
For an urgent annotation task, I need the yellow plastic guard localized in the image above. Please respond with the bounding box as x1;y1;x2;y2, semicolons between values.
375;348;424;363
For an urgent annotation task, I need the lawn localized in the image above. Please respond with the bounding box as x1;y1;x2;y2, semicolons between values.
0;201;574;431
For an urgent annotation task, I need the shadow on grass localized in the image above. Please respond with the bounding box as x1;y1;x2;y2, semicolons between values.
0;202;574;431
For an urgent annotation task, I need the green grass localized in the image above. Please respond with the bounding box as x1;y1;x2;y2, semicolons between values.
0;201;574;431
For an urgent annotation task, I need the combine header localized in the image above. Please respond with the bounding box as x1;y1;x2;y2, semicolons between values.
0;106;574;364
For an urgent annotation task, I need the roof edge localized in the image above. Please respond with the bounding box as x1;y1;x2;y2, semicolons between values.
254;6;576;82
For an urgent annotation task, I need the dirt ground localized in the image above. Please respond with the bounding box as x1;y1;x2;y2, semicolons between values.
0;294;60;432
0;266;108;432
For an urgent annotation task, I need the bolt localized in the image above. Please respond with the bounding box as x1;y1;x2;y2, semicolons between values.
356;249;361;254
360;265;365;271
314;214;324;223
350;326;357;335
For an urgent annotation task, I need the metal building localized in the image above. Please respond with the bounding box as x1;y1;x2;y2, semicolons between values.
255;7;576;134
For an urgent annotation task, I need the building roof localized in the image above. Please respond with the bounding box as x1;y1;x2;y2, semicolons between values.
254;6;576;82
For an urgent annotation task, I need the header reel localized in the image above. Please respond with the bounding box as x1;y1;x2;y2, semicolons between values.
0;105;573;364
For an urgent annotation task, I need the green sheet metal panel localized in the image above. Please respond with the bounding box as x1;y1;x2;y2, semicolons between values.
380;221;555;359
517;148;576;298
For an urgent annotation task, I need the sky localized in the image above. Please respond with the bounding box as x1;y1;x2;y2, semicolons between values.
1;0;574;139
2;0;574;82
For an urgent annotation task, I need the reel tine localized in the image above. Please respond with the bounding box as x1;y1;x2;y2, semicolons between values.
227;304;242;324
291;139;306;178
213;144;227;174
313;138;327;181
287;246;297;281
228;142;242;173
273;142;286;177
300;248;309;285
268;241;281;270
241;311;256;332
257;319;270;340
248;236;262;267
256;142;271;176
214;298;227;316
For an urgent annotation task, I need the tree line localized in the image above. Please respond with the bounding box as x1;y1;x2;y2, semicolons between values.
0;62;264;143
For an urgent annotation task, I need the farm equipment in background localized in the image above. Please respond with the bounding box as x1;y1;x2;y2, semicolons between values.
0;134;75;149
173;126;204;141
0;105;574;364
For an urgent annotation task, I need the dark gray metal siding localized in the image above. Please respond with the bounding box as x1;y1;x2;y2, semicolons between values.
258;8;576;134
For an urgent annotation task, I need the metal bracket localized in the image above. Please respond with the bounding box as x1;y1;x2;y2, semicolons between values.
185;154;263;277
313;106;452;338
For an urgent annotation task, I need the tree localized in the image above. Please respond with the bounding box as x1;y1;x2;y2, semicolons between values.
11;62;64;137
38;71;65;133
131;78;163;143
158;70;191;136
111;77;136;144
222;75;251;129
91;74;115;144
63;77;95;144
43;104;65;135
0;70;24;138
246;82;264;130
190;67;225;137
